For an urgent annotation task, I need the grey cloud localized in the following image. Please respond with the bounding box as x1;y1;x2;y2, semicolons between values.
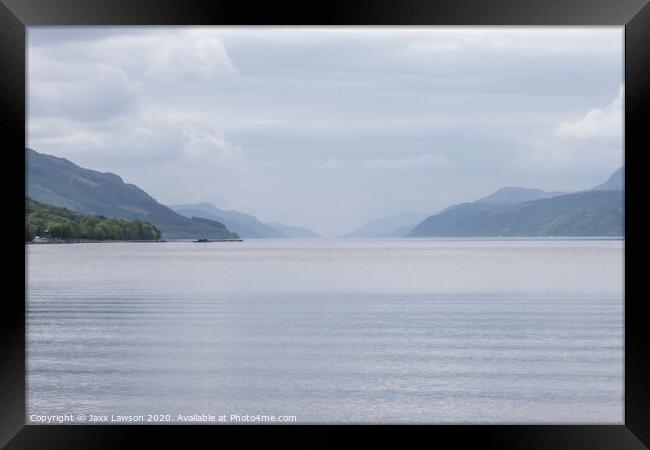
28;57;139;121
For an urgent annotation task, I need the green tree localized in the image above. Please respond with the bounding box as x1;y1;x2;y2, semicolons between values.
26;198;163;242
25;222;35;242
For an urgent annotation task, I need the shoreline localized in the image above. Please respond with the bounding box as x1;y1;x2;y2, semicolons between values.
27;239;166;245
25;236;623;245
26;238;246;244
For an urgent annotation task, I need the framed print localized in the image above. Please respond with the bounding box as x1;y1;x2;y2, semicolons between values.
1;0;648;447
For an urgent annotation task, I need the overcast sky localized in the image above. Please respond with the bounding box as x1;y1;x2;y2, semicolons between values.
28;27;623;236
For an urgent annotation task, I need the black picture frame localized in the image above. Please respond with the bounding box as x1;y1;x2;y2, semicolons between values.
2;0;648;447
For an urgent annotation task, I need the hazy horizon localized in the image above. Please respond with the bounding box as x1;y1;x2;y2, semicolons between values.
28;27;623;237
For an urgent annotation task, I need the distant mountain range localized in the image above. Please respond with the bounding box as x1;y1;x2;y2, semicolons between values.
170;203;320;239
341;211;427;239
407;169;624;237
170;203;283;238
266;222;321;239
26;147;623;240
26;148;239;240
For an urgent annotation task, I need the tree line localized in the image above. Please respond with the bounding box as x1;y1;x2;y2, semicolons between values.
26;198;162;242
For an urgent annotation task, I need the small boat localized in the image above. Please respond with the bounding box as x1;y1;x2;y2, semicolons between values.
193;238;244;243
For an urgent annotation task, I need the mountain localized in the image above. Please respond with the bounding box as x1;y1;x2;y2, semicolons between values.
171;203;321;238
342;211;427;238
408;190;623;237
592;167;624;191
266;222;321;239
381;224;414;238
408;169;624;237
26;148;239;240
475;187;565;205
170;203;283;238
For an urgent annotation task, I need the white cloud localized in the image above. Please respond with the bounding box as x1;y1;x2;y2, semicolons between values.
103;30;239;82
181;126;245;164
513;85;624;184
555;85;623;139
28;115;246;170
28;116;183;165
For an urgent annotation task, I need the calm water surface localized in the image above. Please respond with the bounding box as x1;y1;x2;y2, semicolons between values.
27;239;624;423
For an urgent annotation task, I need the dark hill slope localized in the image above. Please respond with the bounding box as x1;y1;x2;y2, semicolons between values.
408;190;623;237
26;148;238;239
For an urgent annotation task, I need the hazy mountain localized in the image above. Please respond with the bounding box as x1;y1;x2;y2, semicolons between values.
342;211;427;238
26;148;239;240
475;187;565;205
382;224;415;238
408;169;624;237
266;222;321;239
592;167;624;191
171;203;284;238
171;203;321;238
